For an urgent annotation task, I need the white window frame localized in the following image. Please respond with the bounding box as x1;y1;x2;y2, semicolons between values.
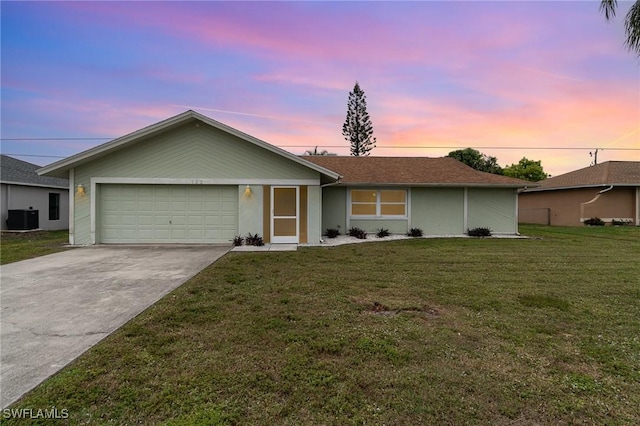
349;189;408;218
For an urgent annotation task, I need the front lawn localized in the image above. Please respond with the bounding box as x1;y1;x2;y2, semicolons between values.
0;230;69;265
5;225;640;424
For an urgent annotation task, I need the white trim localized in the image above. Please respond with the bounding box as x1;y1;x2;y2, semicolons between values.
271;186;299;244
463;188;468;231
69;169;75;245
90;180;97;244
90;177;319;186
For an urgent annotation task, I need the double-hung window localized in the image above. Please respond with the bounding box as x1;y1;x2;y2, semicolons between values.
350;189;406;217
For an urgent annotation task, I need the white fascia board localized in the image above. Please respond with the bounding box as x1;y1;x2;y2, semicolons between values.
90;177;321;186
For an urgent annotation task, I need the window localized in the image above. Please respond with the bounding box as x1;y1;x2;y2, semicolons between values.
350;189;406;217
49;193;60;221
351;190;377;215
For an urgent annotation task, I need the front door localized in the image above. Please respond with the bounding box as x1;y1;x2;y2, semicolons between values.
271;186;298;243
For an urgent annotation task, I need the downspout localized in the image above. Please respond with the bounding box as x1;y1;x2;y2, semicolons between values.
320;179;341;189
580;185;614;223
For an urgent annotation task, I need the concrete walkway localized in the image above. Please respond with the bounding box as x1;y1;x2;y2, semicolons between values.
231;243;297;252
0;245;229;408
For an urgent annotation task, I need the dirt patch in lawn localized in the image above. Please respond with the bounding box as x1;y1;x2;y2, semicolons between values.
361;300;441;318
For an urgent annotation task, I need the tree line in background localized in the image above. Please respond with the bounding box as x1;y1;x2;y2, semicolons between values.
446;148;548;182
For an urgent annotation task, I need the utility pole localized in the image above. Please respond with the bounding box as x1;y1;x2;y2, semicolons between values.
589;149;599;166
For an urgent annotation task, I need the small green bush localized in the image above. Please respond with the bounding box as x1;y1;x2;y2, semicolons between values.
584;217;605;226
376;228;390;238
348;227;367;239
468;227;492;237
325;228;340;238
407;228;423;237
245;233;264;246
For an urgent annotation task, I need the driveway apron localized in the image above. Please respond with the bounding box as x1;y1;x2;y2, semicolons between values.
0;245;229;408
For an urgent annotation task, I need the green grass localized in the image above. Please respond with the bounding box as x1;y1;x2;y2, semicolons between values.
0;230;69;264
3;225;640;425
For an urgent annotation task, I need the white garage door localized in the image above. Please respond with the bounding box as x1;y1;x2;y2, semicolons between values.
100;184;237;243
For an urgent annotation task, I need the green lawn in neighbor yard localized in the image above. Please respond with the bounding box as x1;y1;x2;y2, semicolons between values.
4;225;639;425
0;230;69;264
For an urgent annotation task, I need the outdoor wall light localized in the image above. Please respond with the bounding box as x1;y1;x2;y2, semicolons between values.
243;185;252;199
76;184;86;197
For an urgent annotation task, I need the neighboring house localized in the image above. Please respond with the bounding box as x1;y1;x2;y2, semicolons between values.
1;155;69;231
38;110;530;245
519;161;640;226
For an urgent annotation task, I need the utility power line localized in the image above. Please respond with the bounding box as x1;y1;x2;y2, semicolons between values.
3;146;639;160
1;137;112;141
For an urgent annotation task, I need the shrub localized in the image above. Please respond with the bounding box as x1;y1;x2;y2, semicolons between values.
468;227;492;237
407;228;423;237
245;233;265;246
325;228;340;238
348;227;367;240
376;228;390;238
232;235;244;246
611;219;632;226
584;217;605;226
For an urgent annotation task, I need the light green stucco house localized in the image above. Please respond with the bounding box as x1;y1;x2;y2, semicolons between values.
39;110;529;245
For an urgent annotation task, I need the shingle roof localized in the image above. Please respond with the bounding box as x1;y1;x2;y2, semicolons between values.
1;155;69;188
302;156;531;187
526;161;640;191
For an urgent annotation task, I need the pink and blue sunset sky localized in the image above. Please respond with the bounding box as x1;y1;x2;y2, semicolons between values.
1;1;638;177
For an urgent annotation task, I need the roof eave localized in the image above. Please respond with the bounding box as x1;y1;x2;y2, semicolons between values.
0;180;69;189
333;182;531;188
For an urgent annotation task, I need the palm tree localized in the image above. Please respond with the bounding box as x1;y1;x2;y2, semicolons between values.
304;146;335;156
601;0;640;56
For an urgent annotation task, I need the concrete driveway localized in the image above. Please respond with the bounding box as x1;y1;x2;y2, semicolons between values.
0;245;229;408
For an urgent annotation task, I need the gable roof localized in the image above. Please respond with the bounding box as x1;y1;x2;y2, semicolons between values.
303;156;531;187
1;155;69;189
524;161;640;192
38;110;341;180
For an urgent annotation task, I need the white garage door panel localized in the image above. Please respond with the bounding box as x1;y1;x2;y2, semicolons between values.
100;184;238;243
